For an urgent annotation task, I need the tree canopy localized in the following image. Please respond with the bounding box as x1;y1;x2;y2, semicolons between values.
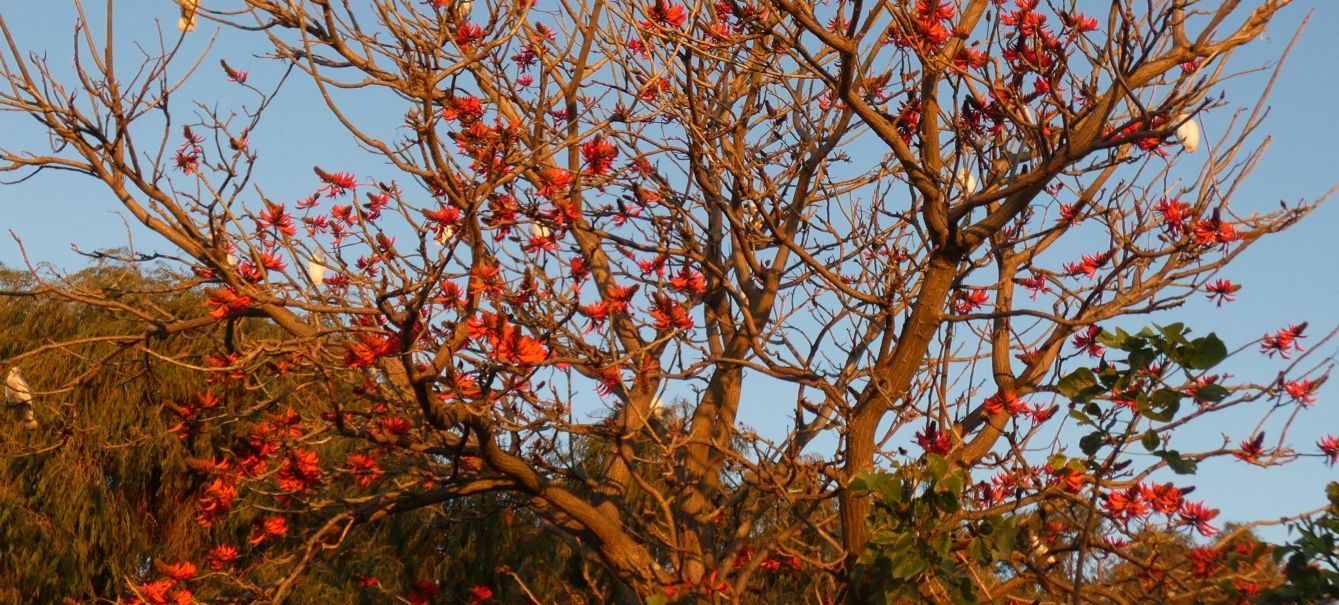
0;0;1334;603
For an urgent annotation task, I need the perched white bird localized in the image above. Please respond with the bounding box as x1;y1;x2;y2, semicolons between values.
178;0;200;32
5;368;32;406
454;0;472;21
529;223;551;240
307;249;328;286
740;199;764;229
435;225;454;246
954;166;978;196
5;367;38;430
1175;116;1200;153
1024;528;1057;567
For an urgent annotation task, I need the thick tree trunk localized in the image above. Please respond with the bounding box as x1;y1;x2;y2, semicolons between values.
840;256;959;601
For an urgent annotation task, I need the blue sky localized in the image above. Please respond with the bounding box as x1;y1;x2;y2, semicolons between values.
0;2;1336;539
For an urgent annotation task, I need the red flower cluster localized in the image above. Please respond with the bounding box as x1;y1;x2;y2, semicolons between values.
159;561;196;582
670;267;707;295
1047;464;1084;492
1103;486;1150;522
1319;435;1339;466
316;170;358;197
174;126;206;174
441;95;484;123
1106;115;1170;155
466;585;494;605
206;288;253;320
1234;432;1266;464
259;199;299;236
1062;251;1110;279
346;451;383;487
1191;217;1239;249
884;0;955;52
1178;500;1219;536
408;579;441;605
196;477;238;527
1000;0;1063;73
128;575;193;605
275;447;323;493
650;294;694;330
581;136;619;175
1186;546;1222;577
206;544;239;571
1204;279;1241;306
536;167;573;198
758;552;801;572
1154;198;1192;234
344;332;402;368
1260;322;1306;359
467;312;549;366
1071;325;1104;357
915;423;952;455
1282;378;1321;405
644;0;688;28
248;514;289;545
377;415;414;436
452;120;523;175
1102;482;1183;523
1017;273;1051;299
581;283;639;330
983;391;1027;415
1144;482;1185;515
952;288;990;314
455;23;484;47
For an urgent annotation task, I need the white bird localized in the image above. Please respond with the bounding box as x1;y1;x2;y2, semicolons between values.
307;249;328;286
5;367;38;430
1175;116;1200;153
1024;529;1057;567
530;223;551;240
454;0;472;21
954;166;978;196
435;225;454;246
178;0;200;32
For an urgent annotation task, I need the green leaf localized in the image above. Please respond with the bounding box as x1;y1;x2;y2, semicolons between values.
1098;328;1133;350
941;472;966;496
927;454;949;480
1141;429;1160;451
1080;431;1106;456
1127;348;1156;371
1143;388;1182;421
930;530;951;557
854;470;902;502
890;552;927;579
1058;368;1102;402
993;523;1018;556
1152;388;1182;408
1158;450;1199;475
1193;383;1230;403
1159;322;1188;345
850;474;869;492
1186;334;1228;370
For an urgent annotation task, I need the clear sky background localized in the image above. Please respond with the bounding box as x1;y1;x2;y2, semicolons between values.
0;2;1336;540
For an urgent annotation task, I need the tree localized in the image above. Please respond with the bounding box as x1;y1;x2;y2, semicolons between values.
1260;482;1339;604
0;0;1332;603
